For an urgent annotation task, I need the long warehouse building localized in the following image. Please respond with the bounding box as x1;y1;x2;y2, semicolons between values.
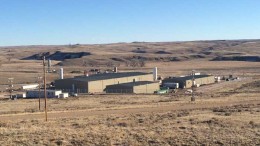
106;81;160;94
55;72;154;93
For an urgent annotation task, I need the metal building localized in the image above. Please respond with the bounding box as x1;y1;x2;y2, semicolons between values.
26;90;62;98
106;81;160;94
162;75;215;88
55;72;154;93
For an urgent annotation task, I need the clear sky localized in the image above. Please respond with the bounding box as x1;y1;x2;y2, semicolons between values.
0;0;260;46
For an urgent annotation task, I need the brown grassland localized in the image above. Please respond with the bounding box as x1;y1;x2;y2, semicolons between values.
0;40;259;145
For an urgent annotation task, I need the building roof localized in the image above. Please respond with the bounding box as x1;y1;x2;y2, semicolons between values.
65;72;152;82
26;90;62;92
107;81;158;88
165;75;213;81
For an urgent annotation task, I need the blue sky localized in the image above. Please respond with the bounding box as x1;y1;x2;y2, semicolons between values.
0;0;260;46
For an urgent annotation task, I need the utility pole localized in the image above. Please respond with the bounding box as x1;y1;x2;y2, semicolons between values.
43;56;47;121
191;70;195;102
8;78;14;99
37;76;42;110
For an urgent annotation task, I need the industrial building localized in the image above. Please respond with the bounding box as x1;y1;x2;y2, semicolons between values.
106;81;160;94
25;90;68;98
162;75;215;88
55;72;155;93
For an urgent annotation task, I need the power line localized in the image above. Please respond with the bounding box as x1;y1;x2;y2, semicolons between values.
8;78;14;100
43;56;48;121
37;76;42;111
191;70;195;102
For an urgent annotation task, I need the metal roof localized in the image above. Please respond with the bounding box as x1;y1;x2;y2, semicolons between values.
106;81;158;87
26;90;61;92
69;72;152;82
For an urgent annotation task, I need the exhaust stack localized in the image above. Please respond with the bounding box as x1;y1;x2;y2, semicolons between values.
114;67;118;73
153;67;157;81
60;68;64;79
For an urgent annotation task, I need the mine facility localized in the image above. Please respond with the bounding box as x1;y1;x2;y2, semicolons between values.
54;66;218;95
10;64;226;99
10;63;225;98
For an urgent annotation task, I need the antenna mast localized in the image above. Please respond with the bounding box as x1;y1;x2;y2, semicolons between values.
37;76;42;110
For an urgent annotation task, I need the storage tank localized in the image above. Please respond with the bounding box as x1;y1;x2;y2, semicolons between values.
114;67;118;73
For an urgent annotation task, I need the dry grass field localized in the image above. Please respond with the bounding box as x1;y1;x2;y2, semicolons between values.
0;40;259;145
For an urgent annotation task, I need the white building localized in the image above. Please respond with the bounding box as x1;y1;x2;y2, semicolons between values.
26;90;62;98
59;93;69;98
22;84;39;90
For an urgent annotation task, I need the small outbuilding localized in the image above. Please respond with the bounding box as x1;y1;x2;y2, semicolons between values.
106;81;160;94
59;93;69;98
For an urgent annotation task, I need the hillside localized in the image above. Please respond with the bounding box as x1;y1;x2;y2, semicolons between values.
0;39;260;67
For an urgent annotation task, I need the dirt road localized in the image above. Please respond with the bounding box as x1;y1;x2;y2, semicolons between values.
196;77;253;93
1;99;259;122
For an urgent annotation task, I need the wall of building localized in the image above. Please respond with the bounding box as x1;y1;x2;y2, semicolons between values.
55;78;75;90
162;78;186;88
196;76;215;85
184;76;215;88
106;86;133;93
74;80;88;93
55;79;88;93
106;82;159;94
133;82;160;94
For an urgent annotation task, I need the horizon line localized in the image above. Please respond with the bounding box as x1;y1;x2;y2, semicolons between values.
0;38;259;48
